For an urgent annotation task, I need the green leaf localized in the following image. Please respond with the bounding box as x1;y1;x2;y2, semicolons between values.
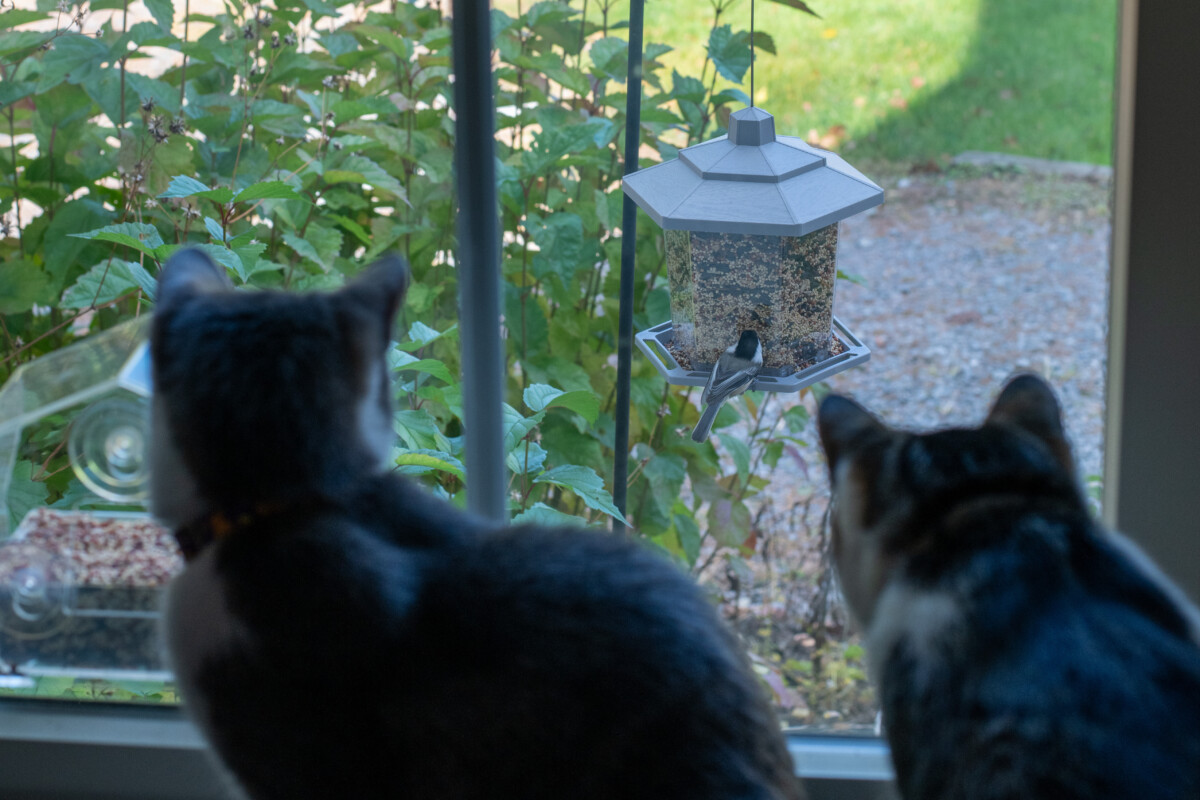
528;212;584;284
324;155;407;200
282;225;343;272
0;259;54;314
36;34;108;92
506;441;548;475
398;321;457;352
142;0;175;31
766;0;822;17
512;503;588;528
394;449;465;480
706;497;752;548
203;217;226;243
707;25;753;84
233;242;268;278
782;404;810;433
393;356;455;385
722;435;752;484
60;259;155;308
501;403;545;453
159;175;235;203
395;409;452;452
126;74;182;113
712;88;752;108
0;31;51;61
672;509;702;565
233;181;305;203
0;10;47;28
523;384;599;423
69;223;164;258
299;0;339;18
329;214;371;246
749;31;777;56
534;465;627;525
589;36;627;83
6;461;47;533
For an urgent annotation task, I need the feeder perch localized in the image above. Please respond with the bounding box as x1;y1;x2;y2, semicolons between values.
622;106;883;391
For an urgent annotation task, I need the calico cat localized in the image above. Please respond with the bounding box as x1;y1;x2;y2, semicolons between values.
817;374;1200;800
150;248;803;800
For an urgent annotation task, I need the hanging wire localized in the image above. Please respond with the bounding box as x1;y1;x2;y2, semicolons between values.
750;0;755;107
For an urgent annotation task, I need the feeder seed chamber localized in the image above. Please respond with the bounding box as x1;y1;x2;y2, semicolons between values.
0;319;179;686
623;106;883;392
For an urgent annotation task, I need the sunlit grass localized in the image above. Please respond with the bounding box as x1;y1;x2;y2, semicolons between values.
531;0;1117;165
645;0;1117;164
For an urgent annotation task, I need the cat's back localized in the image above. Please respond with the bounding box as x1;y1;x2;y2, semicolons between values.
879;508;1200;800
817;376;1200;800
172;475;801;800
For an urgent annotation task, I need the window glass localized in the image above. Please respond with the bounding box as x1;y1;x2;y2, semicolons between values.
639;0;1118;732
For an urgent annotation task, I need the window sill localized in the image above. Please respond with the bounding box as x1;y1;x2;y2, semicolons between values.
0;699;895;799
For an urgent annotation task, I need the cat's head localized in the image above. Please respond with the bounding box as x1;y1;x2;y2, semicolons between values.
816;374;1081;628
149;248;409;527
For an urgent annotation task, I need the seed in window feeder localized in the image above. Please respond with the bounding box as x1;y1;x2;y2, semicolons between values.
0;508;182;671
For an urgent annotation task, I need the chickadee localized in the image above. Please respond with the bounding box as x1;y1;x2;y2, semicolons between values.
691;329;762;443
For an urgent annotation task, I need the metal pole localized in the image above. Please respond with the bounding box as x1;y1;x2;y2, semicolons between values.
613;0;646;534
451;0;507;524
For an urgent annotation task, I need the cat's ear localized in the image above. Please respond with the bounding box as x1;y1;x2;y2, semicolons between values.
818;394;887;473
986;374;1074;473
343;254;410;326
157;248;232;306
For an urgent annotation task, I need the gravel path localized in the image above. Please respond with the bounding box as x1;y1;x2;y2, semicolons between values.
775;167;1112;501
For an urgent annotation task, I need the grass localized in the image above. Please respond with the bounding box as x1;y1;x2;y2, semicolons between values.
640;0;1119;165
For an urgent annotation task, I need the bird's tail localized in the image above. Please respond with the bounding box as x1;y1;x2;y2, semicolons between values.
691;401;723;443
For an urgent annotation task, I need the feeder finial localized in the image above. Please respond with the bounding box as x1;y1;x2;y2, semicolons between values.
728;107;776;146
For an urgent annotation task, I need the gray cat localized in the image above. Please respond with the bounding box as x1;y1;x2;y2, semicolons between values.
818;374;1200;799
150;248;804;800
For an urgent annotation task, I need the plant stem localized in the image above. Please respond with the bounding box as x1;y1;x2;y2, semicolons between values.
6;101;23;255
179;0;190;108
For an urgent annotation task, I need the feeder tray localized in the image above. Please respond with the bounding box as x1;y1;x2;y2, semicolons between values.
635;316;870;394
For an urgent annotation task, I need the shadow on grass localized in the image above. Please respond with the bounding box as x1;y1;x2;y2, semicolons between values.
854;0;1117;166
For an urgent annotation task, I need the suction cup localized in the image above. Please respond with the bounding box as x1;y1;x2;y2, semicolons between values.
68;397;151;503
0;542;76;639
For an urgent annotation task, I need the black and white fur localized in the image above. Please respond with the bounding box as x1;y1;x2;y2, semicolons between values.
151;249;803;800
691;329;763;443
817;374;1200;800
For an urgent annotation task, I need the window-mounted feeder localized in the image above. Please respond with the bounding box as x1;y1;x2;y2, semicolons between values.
622;106;883;392
0;320;178;684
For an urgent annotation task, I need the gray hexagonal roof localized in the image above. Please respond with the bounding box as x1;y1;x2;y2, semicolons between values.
623;107;884;237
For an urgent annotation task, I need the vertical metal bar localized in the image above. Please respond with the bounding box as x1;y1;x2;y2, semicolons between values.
451;0;507;524
612;0;646;534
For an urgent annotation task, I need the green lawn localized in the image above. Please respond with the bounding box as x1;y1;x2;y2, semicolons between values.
642;0;1118;165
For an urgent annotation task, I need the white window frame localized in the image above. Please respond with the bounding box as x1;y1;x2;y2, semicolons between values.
1;1;1194;796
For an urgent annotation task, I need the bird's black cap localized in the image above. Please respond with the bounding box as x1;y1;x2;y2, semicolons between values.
734;329;759;359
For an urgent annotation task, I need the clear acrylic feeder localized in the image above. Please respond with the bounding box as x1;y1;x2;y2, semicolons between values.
623;106;884;393
0;319;179;688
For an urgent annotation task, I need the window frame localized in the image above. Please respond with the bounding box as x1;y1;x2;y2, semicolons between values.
2;0;1195;796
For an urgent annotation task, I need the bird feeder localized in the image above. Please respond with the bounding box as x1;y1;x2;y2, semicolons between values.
0;320;179;684
623;106;883;392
